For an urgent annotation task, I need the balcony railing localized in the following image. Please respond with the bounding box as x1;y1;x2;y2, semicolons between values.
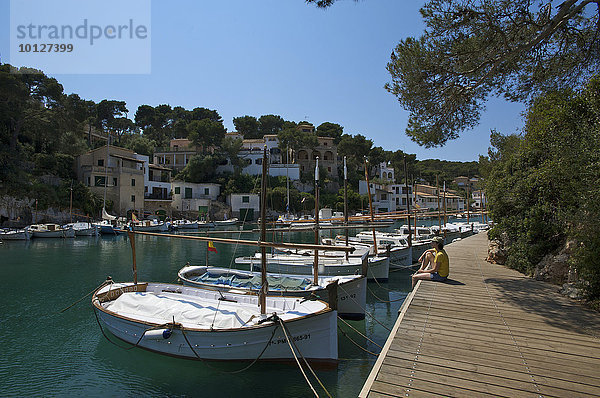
144;193;173;200
154;147;197;153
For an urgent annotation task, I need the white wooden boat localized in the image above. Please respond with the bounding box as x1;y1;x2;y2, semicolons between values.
0;228;31;240
130;220;169;232
237;252;390;282
347;233;414;267
197;221;215;228
65;222;100;236
178;265;367;320
92;281;338;362
214;218;238;226
171;219;199;230
26;223;75;238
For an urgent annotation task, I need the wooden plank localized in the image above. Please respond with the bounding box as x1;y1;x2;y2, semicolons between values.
377;362;554;398
376;371;524;398
396;319;600;353
400;314;600;343
390;331;600;377
385;350;600;396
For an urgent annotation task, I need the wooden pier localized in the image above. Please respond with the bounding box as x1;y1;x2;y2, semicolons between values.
360;232;600;397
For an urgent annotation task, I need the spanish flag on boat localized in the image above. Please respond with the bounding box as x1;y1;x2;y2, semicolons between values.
208;241;217;253
131;212;138;222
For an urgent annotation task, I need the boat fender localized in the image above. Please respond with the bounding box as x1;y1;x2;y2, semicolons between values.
144;329;172;340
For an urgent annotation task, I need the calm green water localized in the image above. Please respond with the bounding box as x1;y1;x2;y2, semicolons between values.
0;217;481;397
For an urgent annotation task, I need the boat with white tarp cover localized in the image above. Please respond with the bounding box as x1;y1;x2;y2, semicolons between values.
92;281;337;362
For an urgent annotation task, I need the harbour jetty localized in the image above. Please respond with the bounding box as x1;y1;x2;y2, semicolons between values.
360;232;600;397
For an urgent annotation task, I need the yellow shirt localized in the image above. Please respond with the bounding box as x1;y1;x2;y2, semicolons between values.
434;249;449;278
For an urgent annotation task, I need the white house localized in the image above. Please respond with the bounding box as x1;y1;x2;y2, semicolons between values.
472;190;486;210
227;193;260;221
359;181;413;213
171;181;220;217
216;135;300;180
414;184;466;212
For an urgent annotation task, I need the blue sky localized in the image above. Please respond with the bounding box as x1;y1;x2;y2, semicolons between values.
1;0;526;162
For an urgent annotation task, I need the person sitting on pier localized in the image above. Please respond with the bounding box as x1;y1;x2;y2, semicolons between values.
412;236;449;288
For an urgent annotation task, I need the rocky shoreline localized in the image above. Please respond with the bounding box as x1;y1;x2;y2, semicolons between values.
486;232;585;301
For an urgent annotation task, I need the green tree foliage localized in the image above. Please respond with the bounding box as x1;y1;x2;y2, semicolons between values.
485;77;600;301
316;122;344;144
337;134;372;185
233;115;260;138
176;154;221;183
187;119;226;150
135;105;222;146
277;125;318;160
413;159;479;186
220;136;245;175
122;134;156;157
258;114;285;135
217;173;259;197
383;0;600;147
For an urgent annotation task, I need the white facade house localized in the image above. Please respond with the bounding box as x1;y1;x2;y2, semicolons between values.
171;182;220;217
359;181;413;213
472;190;486;210
413;184;466;212
216;134;300;180
227;193;260;221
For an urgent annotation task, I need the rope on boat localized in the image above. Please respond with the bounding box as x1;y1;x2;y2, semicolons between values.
337;284;392;332
179;314;280;374
336;324;380;357
60;280;112;313
368;270;396;292
277;318;331;398
366;284;408;304
337;316;383;350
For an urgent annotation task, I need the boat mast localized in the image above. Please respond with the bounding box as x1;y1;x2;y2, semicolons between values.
102;133;110;212
364;157;377;253
259;146;268;314
403;155;412;247
437;174;441;233
313;157;320;285
413;178;417;238
286;147;290;218
69;180;73;223
466;178;470;225
343;156;348;260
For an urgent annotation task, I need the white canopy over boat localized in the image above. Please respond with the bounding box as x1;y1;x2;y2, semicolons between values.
93;281;338;361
